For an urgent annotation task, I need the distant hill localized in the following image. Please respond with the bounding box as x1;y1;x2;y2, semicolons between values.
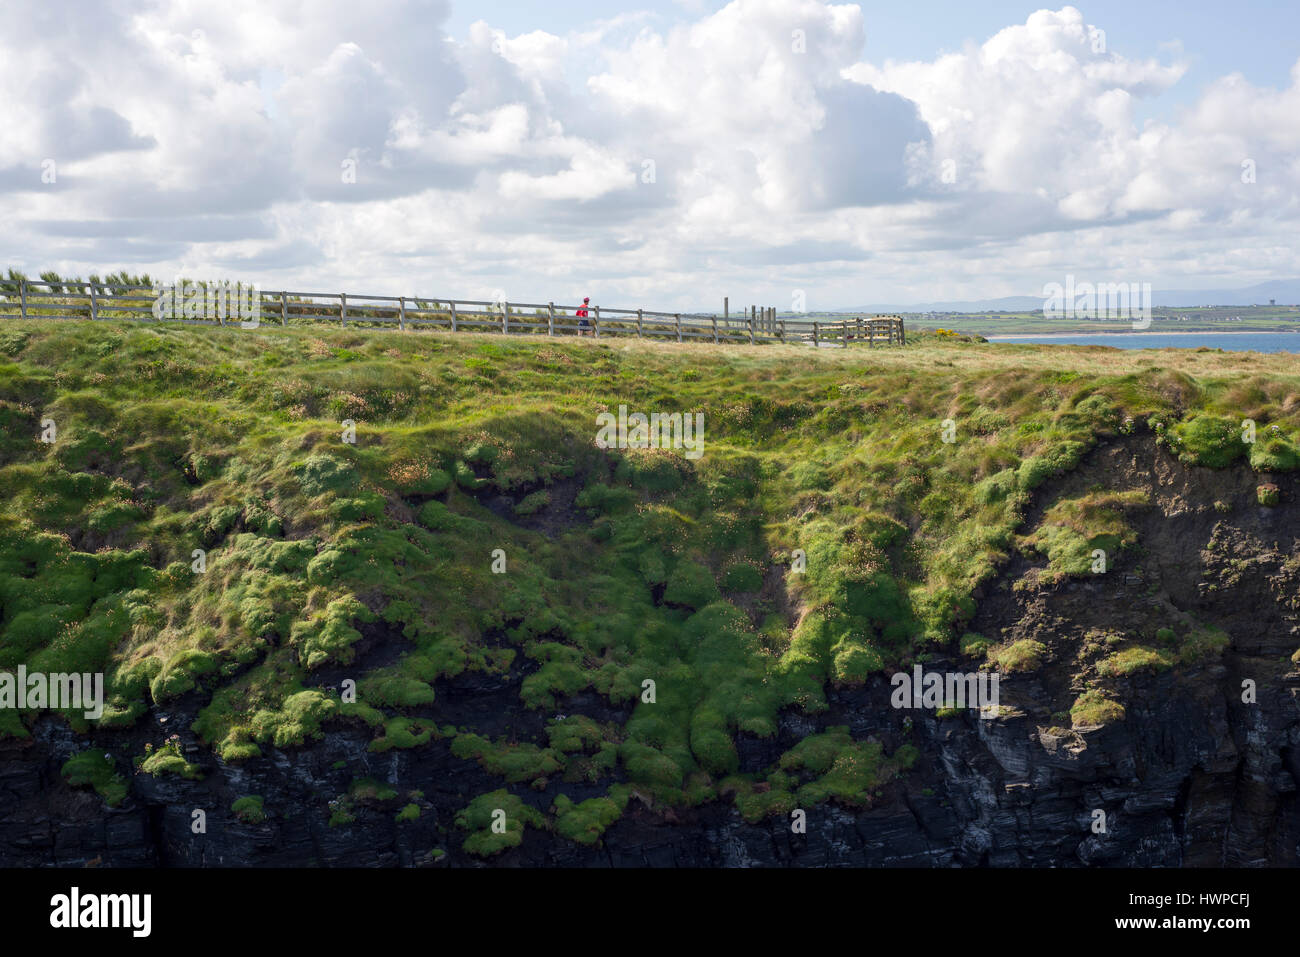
842;279;1300;313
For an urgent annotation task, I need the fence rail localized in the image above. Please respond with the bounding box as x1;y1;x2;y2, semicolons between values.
0;279;906;349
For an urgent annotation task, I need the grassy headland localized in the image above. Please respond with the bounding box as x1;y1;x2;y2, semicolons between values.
1;319;1297;853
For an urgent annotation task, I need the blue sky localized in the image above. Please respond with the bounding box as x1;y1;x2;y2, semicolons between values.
3;0;1298;310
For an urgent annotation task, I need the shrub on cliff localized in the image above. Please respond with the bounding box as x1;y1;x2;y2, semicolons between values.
1250;436;1300;472
1071;690;1125;727
1097;645;1172;676
456;790;544;857
1168;414;1246;467
663;560;720;609
62;751;128;807
992;639;1046;673
231;795;266;824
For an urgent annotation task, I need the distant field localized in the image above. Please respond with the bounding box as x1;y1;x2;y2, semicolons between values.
897;306;1300;336
783;305;1300;336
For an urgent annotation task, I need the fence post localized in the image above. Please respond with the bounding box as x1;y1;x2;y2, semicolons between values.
748;314;754;344
675;314;682;342
898;317;905;345
547;302;555;336
90;284;98;321
279;292;287;325
398;297;406;331
501;301;508;335
637;308;643;337
340;293;347;327
593;305;600;338
813;321;819;347
712;315;718;343
450;301;458;333
19;280;26;320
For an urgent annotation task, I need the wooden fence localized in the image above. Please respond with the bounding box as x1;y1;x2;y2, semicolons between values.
0;278;906;348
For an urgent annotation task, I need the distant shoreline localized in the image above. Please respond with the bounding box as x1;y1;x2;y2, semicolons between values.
986;330;1300;340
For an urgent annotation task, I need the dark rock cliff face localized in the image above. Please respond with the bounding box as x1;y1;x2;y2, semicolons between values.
2;437;1297;867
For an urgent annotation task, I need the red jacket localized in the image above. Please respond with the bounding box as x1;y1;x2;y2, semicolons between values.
577;305;589;318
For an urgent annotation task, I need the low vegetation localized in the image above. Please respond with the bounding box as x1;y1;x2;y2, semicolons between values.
1;317;1296;853
62;750;128;806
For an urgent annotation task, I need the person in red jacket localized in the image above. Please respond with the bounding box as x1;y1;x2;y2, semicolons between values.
576;297;591;336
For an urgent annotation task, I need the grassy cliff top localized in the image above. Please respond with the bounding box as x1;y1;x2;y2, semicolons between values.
2;319;1296;850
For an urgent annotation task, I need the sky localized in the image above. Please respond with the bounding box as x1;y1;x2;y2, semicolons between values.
2;0;1298;312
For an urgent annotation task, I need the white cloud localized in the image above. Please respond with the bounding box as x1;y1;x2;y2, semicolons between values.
845;6;1189;217
1;0;1298;308
498;147;633;202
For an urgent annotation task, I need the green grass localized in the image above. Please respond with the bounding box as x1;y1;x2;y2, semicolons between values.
775;726;915;807
991;639;1047;673
1177;625;1231;663
1096;646;1173;677
1166;414;1248;467
1021;489;1147;576
2;318;1296;847
138;739;202;779
552;792;627;844
456;790;545;857
62;750;128;806
1071;690;1126;727
231;795;266;823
